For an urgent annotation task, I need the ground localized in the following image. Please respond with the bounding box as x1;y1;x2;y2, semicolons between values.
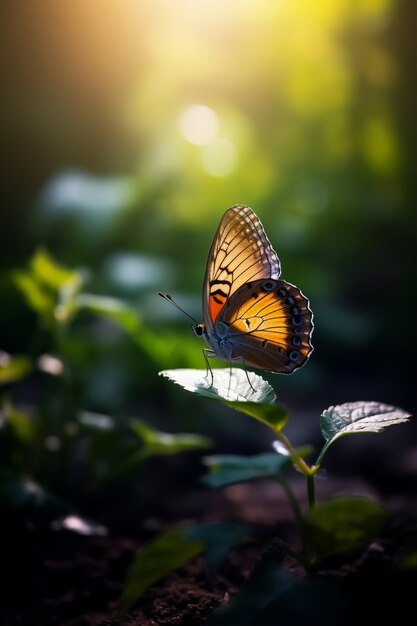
1;458;416;626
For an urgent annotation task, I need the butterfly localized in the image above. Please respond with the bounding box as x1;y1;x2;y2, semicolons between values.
190;204;313;374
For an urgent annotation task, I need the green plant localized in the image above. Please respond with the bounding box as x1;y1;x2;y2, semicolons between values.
0;250;210;525
121;367;411;613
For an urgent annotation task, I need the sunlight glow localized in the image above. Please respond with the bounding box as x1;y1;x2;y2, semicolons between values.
179;104;219;145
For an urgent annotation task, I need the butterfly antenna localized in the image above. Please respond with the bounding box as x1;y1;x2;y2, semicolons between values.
159;292;198;325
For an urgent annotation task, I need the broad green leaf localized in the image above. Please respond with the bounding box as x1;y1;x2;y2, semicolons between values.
13;270;55;319
120;526;204;610
185;522;248;571
321;401;411;440
225;399;288;430
304;496;387;564
129;418;211;455
159;368;287;430
75;294;140;334
31;248;80;290
202;452;292;488
209;549;345;626
159;368;276;403
318;401;411;463
0;352;32;384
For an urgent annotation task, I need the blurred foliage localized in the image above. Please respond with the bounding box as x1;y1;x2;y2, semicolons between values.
304;495;388;564
121;522;248;610
0;0;415;495
0;250;211;524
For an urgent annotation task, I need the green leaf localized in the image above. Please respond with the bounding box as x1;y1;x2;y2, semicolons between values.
225;399;288;430
120;522;247;611
129;418;211;455
13;270;55;319
159;368;287;430
202;452;292;488
75;294;140;334
304;495;388;564
159;368;276;403
0;352;32;384
321;401;411;440
120;526;204;610
318;401;411;463
13;250;83;323
185;522;248;571
31;248;80;290
209;549;345;626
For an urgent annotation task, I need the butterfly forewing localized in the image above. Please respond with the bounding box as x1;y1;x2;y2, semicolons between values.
203;205;281;328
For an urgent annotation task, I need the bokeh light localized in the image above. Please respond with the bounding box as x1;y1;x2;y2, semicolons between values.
179;105;219;145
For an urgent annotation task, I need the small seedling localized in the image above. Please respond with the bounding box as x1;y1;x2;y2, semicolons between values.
121;367;411;612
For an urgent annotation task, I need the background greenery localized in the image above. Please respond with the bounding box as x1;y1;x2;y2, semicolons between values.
0;0;415;486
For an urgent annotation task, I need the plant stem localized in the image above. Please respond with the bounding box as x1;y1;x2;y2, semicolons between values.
279;478;303;530
306;472;316;510
273;429;310;474
273;427;319;510
314;439;333;467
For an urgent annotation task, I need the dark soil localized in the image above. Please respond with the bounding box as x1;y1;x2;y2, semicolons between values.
1;466;416;626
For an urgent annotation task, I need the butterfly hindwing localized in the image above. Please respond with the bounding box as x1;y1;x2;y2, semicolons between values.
218;278;313;373
203;205;281;328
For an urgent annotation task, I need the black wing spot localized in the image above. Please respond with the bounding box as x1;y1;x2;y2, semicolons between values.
261;339;268;348
262;279;277;292
245;319;251;329
210;279;232;287
211;288;228;299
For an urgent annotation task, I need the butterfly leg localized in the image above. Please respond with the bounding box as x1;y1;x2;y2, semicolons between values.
202;348;216;387
234;356;256;393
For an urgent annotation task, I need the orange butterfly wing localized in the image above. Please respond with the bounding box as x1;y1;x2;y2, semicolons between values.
219;278;313;373
201;205;313;374
203;205;281;329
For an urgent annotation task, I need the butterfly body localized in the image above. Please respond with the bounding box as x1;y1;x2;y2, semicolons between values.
194;205;313;374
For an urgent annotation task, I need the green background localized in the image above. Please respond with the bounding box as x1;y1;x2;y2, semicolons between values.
0;0;415;453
